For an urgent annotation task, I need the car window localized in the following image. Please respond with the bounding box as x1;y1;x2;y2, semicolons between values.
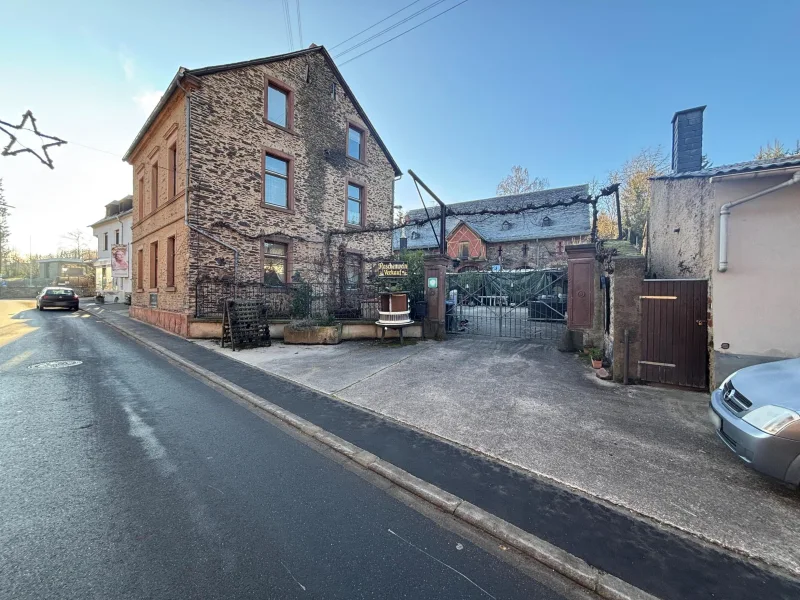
48;289;74;296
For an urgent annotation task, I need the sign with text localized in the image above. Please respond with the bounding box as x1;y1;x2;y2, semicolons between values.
376;261;408;278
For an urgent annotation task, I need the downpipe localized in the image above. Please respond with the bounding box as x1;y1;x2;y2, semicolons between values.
718;171;800;272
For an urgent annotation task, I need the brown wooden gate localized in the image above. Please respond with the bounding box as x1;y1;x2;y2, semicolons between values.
640;279;708;390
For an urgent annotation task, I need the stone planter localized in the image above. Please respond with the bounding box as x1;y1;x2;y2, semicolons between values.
284;323;342;345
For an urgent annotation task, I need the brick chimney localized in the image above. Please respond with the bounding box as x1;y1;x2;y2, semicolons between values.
671;106;706;173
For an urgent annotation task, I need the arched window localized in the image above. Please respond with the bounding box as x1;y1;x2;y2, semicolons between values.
541;216;552;227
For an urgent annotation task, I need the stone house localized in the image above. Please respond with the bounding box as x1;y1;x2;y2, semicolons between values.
393;185;591;270
649;106;800;384
89;195;133;302
122;45;401;336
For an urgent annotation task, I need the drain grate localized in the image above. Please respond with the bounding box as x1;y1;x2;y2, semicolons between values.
28;360;83;370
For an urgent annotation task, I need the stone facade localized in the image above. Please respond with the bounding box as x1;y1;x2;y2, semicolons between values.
187;51;396;293
444;222;581;271
648;177;715;280
603;253;646;383
126;48;398;333
485;237;577;270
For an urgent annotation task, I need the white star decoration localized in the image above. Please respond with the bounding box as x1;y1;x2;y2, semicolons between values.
0;110;67;169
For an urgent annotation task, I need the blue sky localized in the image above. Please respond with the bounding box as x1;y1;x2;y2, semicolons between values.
1;0;798;253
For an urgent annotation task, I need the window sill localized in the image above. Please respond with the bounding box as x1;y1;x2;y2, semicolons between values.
136;288;144;293
346;155;367;167
148;288;158;293
165;286;176;292
263;119;297;136
262;203;295;215
345;223;364;230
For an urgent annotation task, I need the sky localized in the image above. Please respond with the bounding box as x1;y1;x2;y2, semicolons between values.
1;0;798;255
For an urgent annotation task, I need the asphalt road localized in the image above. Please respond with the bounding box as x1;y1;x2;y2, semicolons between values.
0;301;584;600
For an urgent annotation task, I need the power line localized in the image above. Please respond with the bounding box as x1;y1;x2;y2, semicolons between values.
282;0;295;50
296;0;304;48
339;0;470;67
334;0;449;58
329;0;425;51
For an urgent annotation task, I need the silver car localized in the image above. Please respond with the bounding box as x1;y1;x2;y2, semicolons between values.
709;358;800;488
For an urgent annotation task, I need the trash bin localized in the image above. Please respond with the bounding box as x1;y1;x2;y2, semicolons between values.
445;300;457;332
413;300;427;321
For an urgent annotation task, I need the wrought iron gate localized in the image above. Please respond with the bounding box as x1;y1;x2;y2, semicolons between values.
445;269;567;340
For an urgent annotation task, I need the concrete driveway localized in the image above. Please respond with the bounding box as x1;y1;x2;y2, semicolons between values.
194;335;800;576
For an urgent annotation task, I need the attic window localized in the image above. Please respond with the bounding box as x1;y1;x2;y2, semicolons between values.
411;231;420;240
541;216;552;227
501;220;513;231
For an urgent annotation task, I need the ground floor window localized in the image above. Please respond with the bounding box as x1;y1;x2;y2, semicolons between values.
263;241;288;285
343;252;363;289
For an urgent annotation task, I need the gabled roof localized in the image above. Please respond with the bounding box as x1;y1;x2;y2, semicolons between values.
394;184;591;250
652;155;800;180
123;46;401;175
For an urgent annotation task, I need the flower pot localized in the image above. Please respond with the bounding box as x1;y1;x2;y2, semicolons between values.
284;323;342;345
591;359;603;369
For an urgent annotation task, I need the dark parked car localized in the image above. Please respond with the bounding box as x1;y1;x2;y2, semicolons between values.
37;287;79;311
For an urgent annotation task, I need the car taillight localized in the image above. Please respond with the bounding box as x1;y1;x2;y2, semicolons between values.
73;295;79;300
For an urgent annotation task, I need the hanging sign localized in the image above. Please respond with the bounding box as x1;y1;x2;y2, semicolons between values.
376;261;408;278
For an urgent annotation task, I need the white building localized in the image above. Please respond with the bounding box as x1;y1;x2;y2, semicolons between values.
89;195;133;302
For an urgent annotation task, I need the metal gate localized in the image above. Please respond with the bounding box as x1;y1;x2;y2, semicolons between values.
445;269;567;340
640;279;708;390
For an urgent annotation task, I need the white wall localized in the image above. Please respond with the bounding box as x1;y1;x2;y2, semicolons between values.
92;212;133;294
711;174;800;361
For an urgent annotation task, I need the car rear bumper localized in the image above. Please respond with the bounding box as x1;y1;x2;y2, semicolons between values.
710;390;800;486
40;301;78;309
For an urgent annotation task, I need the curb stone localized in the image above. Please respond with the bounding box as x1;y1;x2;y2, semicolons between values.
82;307;661;600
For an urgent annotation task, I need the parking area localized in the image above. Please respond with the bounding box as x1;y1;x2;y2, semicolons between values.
195;334;800;575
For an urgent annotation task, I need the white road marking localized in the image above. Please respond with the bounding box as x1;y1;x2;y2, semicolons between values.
387;529;496;599
279;560;306;591
122;403;177;476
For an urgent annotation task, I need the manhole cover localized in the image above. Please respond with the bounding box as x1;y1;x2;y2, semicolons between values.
28;360;83;370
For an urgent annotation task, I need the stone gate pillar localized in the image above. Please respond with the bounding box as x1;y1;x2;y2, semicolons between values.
565;244;603;349
423;254;450;340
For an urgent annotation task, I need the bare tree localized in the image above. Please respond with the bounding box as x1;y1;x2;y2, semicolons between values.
0;179;10;278
607;146;669;241
496;166;549;196
60;229;87;259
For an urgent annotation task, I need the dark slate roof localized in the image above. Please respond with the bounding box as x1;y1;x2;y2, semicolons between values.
652;155;800;180
123;46;401;176
394;184;591;250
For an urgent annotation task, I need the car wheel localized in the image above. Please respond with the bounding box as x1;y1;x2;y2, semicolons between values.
38;305;44;311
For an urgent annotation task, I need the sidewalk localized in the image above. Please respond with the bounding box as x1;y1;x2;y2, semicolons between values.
195;335;800;578
82;302;800;600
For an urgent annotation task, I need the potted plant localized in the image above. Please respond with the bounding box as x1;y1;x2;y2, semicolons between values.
590;348;603;369
284;315;342;345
